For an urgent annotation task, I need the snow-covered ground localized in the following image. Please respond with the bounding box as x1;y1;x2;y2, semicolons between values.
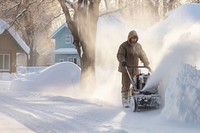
1;3;200;133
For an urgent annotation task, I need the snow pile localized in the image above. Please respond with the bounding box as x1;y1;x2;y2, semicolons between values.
139;4;200;123
162;63;200;123
10;62;81;92
0;73;17;81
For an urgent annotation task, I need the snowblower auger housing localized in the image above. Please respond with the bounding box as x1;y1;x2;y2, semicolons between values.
125;66;161;112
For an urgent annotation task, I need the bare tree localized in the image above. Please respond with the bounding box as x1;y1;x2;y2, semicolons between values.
0;0;61;66
58;0;162;89
57;0;101;89
186;0;200;3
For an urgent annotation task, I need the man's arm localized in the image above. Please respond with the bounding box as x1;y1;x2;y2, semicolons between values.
117;45;126;63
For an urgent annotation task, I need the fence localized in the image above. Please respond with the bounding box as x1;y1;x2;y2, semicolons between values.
16;66;47;75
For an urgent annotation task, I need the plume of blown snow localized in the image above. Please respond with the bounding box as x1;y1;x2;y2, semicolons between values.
141;4;200;92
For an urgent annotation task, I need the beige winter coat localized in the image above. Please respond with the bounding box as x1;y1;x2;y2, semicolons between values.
117;30;149;74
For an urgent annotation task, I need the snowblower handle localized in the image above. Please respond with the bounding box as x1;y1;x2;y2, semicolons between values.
125;66;137;90
127;65;152;73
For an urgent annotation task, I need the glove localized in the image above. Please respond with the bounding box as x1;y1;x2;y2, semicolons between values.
121;61;127;67
144;65;152;72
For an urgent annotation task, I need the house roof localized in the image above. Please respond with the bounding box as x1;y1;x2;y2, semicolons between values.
50;23;70;39
0;19;30;54
54;48;78;54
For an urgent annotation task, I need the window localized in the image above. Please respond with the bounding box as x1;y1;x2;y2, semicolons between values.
73;58;77;64
59;59;64;62
0;54;10;71
67;57;73;62
67;57;78;65
65;35;72;44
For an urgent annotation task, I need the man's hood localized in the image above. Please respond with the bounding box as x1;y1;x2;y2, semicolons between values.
127;30;138;42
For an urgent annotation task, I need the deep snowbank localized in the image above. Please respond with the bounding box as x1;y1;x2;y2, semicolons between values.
10;62;81;92
162;64;200;123
140;4;200;123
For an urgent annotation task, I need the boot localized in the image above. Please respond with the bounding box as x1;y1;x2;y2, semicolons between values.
121;92;129;108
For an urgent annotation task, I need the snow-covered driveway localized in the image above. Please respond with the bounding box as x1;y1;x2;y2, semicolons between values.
0;89;199;133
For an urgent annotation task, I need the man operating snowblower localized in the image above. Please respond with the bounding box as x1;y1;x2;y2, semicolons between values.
117;30;150;108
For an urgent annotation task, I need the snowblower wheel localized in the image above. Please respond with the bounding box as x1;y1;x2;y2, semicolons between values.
130;96;137;112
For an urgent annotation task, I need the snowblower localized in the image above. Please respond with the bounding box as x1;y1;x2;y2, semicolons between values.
125;65;161;112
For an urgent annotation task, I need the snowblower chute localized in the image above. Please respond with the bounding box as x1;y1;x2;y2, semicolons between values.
125;66;161;112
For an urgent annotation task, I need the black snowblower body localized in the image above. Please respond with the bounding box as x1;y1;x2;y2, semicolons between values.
125;66;161;112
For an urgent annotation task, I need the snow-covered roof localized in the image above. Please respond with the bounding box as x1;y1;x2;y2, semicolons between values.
0;19;30;54
50;23;69;39
54;48;78;54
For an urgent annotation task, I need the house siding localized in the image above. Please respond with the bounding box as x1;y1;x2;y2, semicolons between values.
0;30;21;72
55;54;79;62
55;27;74;49
52;23;80;66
